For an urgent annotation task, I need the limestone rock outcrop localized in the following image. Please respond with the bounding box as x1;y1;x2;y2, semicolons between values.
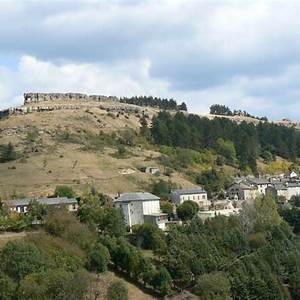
24;93;118;104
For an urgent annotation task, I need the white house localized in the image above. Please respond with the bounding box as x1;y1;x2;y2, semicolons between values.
144;167;160;175
289;171;298;179
4;197;79;213
113;192;167;230
171;188;209;208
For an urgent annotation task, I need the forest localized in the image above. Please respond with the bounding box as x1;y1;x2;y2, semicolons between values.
1;190;300;299
210;104;268;121
120;96;188;111
151;111;300;173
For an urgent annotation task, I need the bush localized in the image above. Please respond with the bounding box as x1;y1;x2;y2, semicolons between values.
151;179;171;199
176;200;199;221
132;223;166;251
44;210;96;252
0;271;17;299
0;240;51;281
160;201;173;215
88;243;110;273
106;280;128;300
195;272;232;300
151;267;172;295
0;143;17;163
54;185;76;198
19;268;90;300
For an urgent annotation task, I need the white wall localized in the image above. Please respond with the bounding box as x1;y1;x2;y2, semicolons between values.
142;200;160;215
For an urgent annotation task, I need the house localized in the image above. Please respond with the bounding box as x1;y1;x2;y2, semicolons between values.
198;201;239;221
266;182;300;201
266;184;288;200
246;178;271;195
227;182;258;201
140;166;160;175
113;192;167;230
287;182;300;199
171;188;209;208
289;171;298;179
4;197;79;213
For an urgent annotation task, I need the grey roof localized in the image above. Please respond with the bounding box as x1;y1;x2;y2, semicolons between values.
4;197;77;207
246;178;270;185
287;182;300;188
229;182;255;190
271;184;287;191
171;188;206;196
114;192;160;203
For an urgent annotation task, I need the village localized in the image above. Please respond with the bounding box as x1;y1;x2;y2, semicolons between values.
2;168;300;232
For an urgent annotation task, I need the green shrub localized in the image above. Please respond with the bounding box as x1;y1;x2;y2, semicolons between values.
106;280;128;300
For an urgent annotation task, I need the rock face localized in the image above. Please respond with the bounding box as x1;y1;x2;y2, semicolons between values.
24;93;118;104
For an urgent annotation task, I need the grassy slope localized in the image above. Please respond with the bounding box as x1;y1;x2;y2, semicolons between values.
0;100;294;198
0;101;196;198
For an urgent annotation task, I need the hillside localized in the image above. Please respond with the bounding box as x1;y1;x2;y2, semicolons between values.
0;98;196;198
1;94;300;198
202;113;300;129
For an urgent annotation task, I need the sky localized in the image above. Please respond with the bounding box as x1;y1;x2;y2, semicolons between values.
0;0;300;120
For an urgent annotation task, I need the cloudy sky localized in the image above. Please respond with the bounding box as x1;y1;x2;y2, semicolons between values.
0;0;300;120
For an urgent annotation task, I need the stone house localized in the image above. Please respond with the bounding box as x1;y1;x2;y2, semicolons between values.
266;184;288;200
227;182;258;201
140;166;160;175
145;167;160;175
266;182;300;201
198;201;240;221
246;178;271;195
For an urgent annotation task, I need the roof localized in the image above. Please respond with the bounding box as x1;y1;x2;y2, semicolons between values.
4;197;77;207
246;178;270;185
114;192;160;203
171;188;206;196
287;182;300;188
229;182;255;190
270;184;287;191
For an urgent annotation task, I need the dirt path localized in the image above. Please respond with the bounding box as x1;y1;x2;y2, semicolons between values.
0;231;27;248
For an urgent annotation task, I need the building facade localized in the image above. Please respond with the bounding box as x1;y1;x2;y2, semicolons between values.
227;182;258;201
113;192;167;230
171;188;209;208
4;197;78;213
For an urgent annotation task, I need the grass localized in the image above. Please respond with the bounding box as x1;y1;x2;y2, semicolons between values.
92;271;157;300
0;103;199;197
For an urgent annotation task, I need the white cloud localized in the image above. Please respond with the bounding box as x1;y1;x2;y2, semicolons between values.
0;1;300;120
0;55;169;109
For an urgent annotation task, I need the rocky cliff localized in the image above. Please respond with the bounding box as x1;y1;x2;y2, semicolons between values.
24;93;118;104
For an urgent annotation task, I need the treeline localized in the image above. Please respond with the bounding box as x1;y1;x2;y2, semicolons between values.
162;195;300;299
151;111;300;173
210;104;268;121
120;96;187;111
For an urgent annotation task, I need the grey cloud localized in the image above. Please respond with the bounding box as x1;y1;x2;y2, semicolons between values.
1;1;300;120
